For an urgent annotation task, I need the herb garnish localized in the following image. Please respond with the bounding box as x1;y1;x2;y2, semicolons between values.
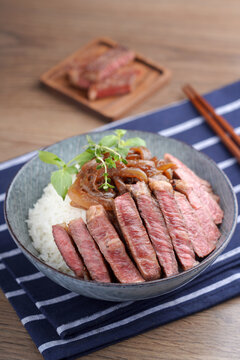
38;129;146;200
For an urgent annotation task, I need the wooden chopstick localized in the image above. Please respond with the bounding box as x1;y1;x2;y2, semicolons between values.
182;84;240;164
184;84;240;147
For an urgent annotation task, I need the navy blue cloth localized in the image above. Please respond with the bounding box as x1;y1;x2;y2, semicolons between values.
0;81;239;360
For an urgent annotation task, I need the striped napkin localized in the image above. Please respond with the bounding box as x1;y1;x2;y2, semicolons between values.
0;81;239;360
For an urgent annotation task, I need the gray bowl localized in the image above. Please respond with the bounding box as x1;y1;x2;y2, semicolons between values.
4;130;238;302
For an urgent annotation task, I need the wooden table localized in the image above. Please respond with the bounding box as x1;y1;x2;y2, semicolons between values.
0;0;239;359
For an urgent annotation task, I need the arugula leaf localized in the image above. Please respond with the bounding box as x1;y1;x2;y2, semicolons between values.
116;146;129;158
114;129;127;138
123;137;146;148
38;151;65;167
99;135;118;147
51;169;73;200
69;151;95;167
86;135;94;145
65;166;78;175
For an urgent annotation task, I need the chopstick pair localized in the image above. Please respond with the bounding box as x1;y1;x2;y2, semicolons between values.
182;84;240;164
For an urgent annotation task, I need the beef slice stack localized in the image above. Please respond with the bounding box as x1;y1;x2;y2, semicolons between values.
68;46;139;100
52;154;223;283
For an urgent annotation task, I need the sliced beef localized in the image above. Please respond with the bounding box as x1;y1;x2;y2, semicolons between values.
52;224;85;278
68;67;91;89
164;153;223;224
88;67;138;100
113;192;161;281
128;182;178;277
165;153;211;189
174;191;214;257
83;46;135;82
68;218;111;283
86;205;144;284
68;56;98;89
149;179;198;271
173;180;220;250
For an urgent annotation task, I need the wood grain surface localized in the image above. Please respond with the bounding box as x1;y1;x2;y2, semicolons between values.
0;0;240;359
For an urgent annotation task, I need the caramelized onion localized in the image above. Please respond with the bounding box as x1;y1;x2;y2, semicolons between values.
68;180;115;210
118;167;148;182
68;147;176;211
125;153;140;160
155;162;177;171
112;176;127;194
68;160;116;210
126;160;159;177
164;168;173;180
127;146;152;160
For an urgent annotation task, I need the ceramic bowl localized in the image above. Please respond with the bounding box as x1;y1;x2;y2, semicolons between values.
4;131;238;301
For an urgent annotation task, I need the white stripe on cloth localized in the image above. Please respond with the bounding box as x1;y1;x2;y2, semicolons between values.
213;247;240;264
233;184;240;194
0;248;21;259
21;314;46;326
218;157;237;170
0;224;8;232
0;151;38;171
0;263;6;270
193;126;240;151
38;272;240;353
159;98;240;137
0;193;5;202
36;292;79;309
16;272;45;284
92;99;188;133
5;289;26;298
56;301;133;336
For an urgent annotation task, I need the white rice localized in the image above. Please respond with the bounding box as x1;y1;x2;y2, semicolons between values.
27;182;86;274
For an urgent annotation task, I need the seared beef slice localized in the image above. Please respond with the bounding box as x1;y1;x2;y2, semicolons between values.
52;224;85;278
128;182;178;277
88;68;138;100
113;193;161;280
83;46;135;82
86;205;144;283
149;179;198;270
174;191;214;257
174;180;220;251
68;218;111;283
164;153;223;224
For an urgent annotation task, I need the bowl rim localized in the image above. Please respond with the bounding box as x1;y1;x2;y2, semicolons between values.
4;130;239;289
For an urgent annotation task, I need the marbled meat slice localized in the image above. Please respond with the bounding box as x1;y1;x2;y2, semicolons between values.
174;191;213;257
164;153;223;224
149;179;198;271
68;67;91;89
83;46;135;82
86;205;144;284
127;182;178;277
68;56;98;89
173;180;220;250
88;68;138;101
52;224;85;278
113;193;161;280
68;218;111;283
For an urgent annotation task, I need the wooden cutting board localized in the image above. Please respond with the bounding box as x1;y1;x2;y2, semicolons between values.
40;37;171;121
